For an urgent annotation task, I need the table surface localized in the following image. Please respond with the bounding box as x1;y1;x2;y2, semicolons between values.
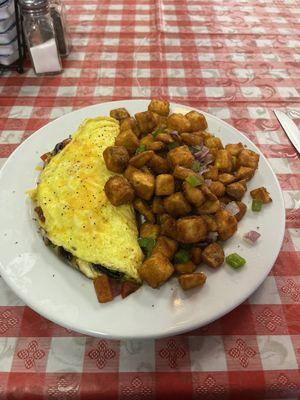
0;0;300;399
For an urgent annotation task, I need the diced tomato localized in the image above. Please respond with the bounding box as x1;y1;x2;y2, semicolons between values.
93;275;114;303
40;152;51;162
108;278;122;297
34;206;45;223
121;281;141;299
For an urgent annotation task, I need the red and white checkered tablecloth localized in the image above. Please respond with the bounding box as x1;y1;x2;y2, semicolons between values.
0;0;300;398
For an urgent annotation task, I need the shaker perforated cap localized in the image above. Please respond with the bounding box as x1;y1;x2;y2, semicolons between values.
20;0;50;13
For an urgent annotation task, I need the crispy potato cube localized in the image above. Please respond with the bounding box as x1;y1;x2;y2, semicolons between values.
214;149;233;172
151;112;168;128
167;113;192;133
175;261;196;274
176;216;207;243
164;192;192;217
235;166;255;181
110;108;130;121
115;129;139;154
148;154;171;174
104;176;134;206
129;150;154;168
124;165;139;181
148;99;170;116
203;165;219;181
226;182;246;200
173;166;197;180
218;173;236;185
202;243;224;268
160;214;178;239
225;143;244;156
209;181;226;197
120;117;140;137
167;145;194;168
135;111;156;134
190;247;202;265
215;209;237;240
140;134;154;149
155;133;173;144
152;236;178;259
152;196;165;214
183;181;205;206
93;275;114;303
103;146;129;173
178;272;206;290
196;200;221;215
235;201;247;221
155;174;175;196
205;136;223;150
131;170;155;201
201;215;218;231
185;110;208;131
181;132;203;146
133;198;155;223
201;184;218;201
250;187;272;203
238;149;259;169
140;222;161;239
139;253;174;288
148;141;165;151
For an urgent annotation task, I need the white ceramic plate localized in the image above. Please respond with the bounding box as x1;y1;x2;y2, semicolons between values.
0;100;285;339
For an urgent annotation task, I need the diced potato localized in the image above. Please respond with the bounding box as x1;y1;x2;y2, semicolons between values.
218;173;236;185
148;141;165;151
201;215;218;231
140;165;153;175
131;170;155;200
148;154;171;174
235;166;255;181
160;214;178;239
104;176;134;206
164;192;192;217
226;182;246;200
196;200;221;214
167;145;194;168
201;185;218;201
225;143;244;156
155;133;173;144
185;110;208;131
140;222;161;239
215;209;237;240
148;99;170;116
135;111;156;134
140;134;155;149
174;261;196;274
152;236;178;259
173;166;197;180
129;150;154;168
190;247;202;265
205;136;223;150
214;149;233;172
139;252;174;288
151;112;168;128
103;145;129;173
202;243;224;268
209;181;226;197
235;201;247;221
250;187;272;203
110;108;130;121
124;165;139;181
183;181;205;206
115;129;139;154
152;196;165;214
155;174;175;196
181;132;203;146
178;272;206;290
238;149;259;169
167;113;192;133
203;165;219;181
93;275;114;303
133;198;155;223
176;216;207;243
120;117;141;137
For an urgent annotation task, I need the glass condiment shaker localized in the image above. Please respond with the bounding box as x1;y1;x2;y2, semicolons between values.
20;0;62;75
50;0;71;57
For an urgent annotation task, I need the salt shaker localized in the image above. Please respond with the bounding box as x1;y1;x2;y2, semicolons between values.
20;0;62;75
50;0;71;57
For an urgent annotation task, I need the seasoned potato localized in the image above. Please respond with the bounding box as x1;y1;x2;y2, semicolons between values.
104;176;134;206
201;184;218;201
152;196;165;214
197;200;221;215
152;236;178;259
176;216;207;243
225;143;244;156
131;170;155;200
160;213;178;239
167;145;194;168
133;198;155;223
190;247;202;265
235;166;255;181
178;272;206;290
139;252;174;288
205;136;223;150
219;196;232;204
103;145;129;173
218;173;236;185
155;174;175;196
140;222;161;239
203;165;219;181
214;149;233;172
129;150;154;168
238;149;259;169
201;215;218;231
124;165;139;181
215;209;237;241
140;134;155;149
148;154;171;174
181;132;203;146
110;108;130;121
209;181;226;197
148;99;170;116
202;243;224;268
135;111;156;134
148;141;165;151
235;201;247;221
120;117;140;137
226;182;246;200
167;113;192;133
155;133;173;144
151;112;168;128
164;192;192;217
115;129;139;154
174;261;196;274
173;166;197;180
183;181;205;206
185;110;208;131
250;187;272;203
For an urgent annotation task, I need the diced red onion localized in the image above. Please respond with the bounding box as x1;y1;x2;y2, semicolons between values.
199;166;209;176
243;230;261;244
194;146;209;160
170;130;180;140
207;231;218;242
204;179;212;186
225;201;240;216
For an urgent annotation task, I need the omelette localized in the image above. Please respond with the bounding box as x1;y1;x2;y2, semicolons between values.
30;117;143;282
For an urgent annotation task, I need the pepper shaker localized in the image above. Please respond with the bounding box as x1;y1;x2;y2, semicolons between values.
50;0;71;57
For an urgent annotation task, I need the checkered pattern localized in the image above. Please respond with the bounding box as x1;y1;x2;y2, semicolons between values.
0;0;300;398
